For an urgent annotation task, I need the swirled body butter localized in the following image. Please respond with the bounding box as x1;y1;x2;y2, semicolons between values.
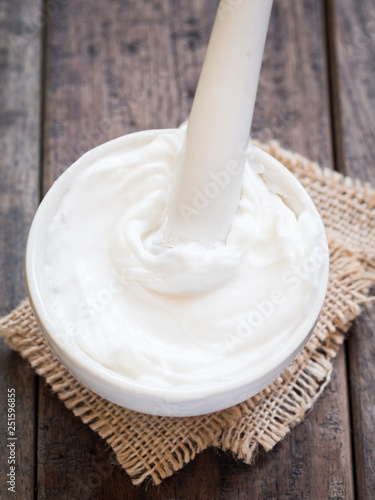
38;125;328;398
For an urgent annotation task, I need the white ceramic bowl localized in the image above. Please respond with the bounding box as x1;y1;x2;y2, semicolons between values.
25;133;329;417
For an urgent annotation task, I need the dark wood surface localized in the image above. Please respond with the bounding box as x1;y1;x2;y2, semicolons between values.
0;0;42;498
0;0;374;498
327;0;375;497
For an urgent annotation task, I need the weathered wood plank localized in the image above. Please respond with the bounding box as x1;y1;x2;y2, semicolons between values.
37;0;355;498
38;1;218;498
253;0;334;168
0;0;42;497
327;0;375;497
233;1;354;497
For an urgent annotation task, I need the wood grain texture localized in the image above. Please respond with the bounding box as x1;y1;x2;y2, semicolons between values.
253;0;333;168
35;1;357;499
41;0;215;192
38;1;220;498
244;1;354;497
0;0;42;497
327;0;375;497
0;0;370;498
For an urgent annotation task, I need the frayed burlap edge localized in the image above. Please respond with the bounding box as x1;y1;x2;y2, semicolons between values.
1;142;375;486
255;140;375;261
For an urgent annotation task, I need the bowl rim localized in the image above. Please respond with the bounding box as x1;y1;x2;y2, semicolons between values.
25;129;330;404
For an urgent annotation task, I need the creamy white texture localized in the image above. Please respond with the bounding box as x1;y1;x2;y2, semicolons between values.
167;0;273;241
45;126;326;389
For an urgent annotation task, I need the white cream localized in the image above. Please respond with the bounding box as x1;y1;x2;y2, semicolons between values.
45;126;327;390
167;0;273;241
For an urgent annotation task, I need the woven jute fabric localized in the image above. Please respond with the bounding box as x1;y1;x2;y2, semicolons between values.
1;141;375;486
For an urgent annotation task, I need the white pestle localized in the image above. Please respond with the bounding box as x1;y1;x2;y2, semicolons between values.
166;0;273;242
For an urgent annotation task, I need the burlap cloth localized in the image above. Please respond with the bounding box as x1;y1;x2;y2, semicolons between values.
1;141;375;486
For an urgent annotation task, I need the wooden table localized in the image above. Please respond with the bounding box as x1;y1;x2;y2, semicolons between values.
1;1;374;498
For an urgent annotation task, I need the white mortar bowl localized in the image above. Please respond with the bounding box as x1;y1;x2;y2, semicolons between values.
25;131;329;417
